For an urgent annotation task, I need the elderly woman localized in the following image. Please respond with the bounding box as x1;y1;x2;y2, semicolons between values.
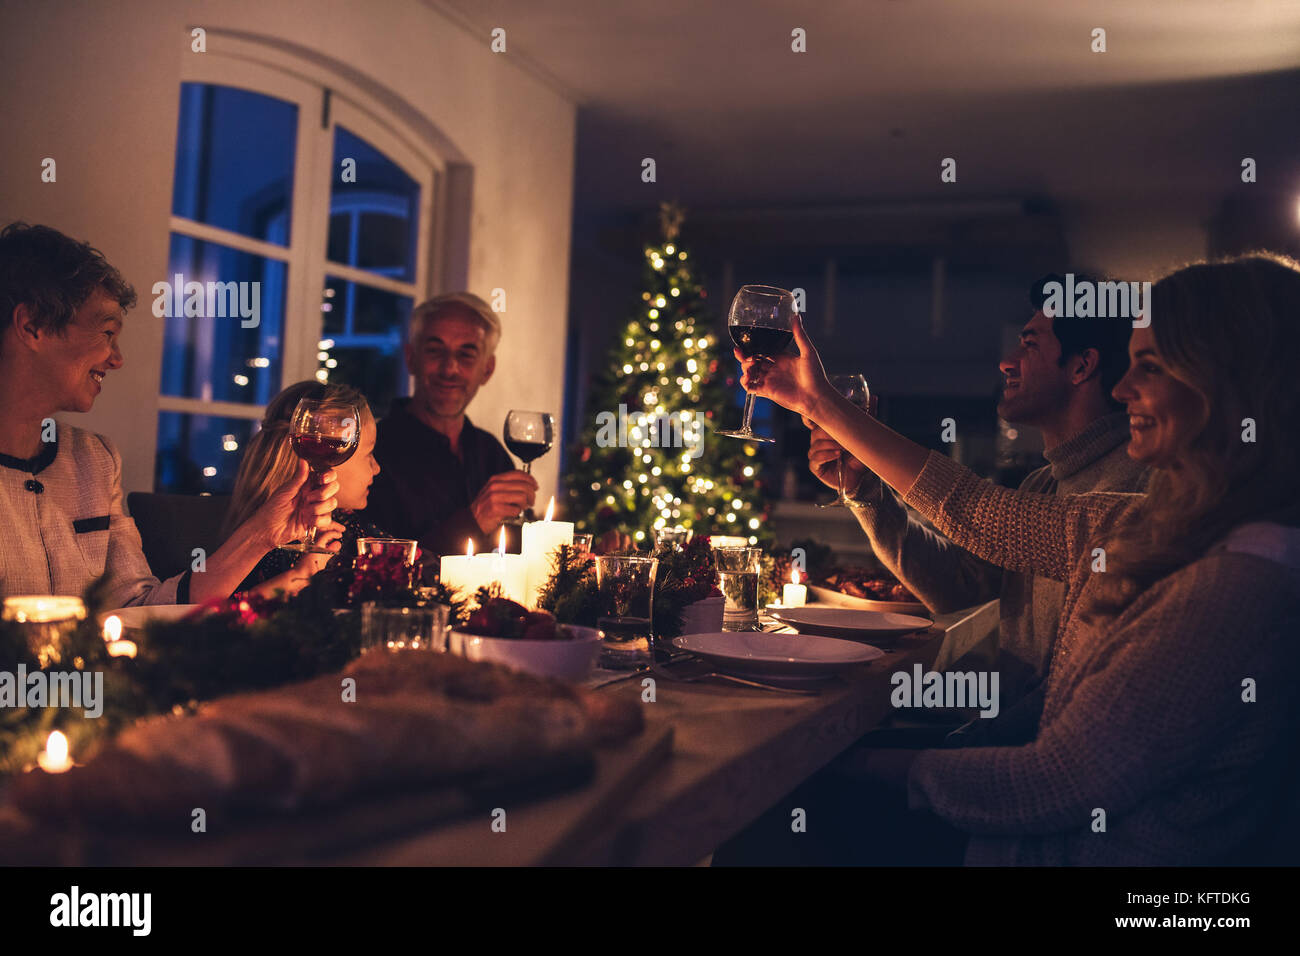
731;253;1300;865
0;223;336;608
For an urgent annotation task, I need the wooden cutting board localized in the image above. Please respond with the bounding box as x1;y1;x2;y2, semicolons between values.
0;724;674;866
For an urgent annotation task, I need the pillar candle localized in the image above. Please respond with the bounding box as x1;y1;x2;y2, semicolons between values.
521;497;574;608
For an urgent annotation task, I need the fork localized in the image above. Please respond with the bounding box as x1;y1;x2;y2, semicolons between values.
646;655;823;696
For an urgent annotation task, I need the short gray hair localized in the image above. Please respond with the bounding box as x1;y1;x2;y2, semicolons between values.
408;292;501;354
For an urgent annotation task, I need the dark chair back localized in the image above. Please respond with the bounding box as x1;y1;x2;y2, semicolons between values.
126;493;233;581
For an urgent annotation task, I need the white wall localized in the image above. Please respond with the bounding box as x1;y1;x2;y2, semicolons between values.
0;0;575;505
1065;197;1210;281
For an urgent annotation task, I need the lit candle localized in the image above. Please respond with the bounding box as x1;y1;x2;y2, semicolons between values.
488;527;529;606
37;730;72;773
521;497;574;608
782;568;808;608
439;536;528;608
100;614;138;658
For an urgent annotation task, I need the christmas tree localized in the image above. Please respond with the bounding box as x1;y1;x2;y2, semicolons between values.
566;203;772;548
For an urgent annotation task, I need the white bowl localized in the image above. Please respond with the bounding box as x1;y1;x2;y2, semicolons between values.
449;624;604;681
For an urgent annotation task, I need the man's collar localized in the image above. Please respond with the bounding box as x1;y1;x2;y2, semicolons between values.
389;398;479;447
1042;412;1131;481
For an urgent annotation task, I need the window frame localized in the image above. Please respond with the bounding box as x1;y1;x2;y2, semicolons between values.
161;42;444;437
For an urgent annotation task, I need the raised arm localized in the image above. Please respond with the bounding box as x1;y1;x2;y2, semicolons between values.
739;313;1131;581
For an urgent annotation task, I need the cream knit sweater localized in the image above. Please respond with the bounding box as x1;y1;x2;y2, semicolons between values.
901;451;1300;865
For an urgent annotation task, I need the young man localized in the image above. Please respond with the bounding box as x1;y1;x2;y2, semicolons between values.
0;222;334;608
362;292;538;556
810;275;1150;712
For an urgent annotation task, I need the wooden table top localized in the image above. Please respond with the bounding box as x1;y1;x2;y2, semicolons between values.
334;600;999;866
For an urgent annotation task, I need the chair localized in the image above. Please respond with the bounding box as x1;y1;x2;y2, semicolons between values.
126;493;233;582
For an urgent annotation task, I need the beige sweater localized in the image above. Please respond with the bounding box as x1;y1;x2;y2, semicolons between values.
850;412;1147;703
0;425;184;608
901;451;1300;865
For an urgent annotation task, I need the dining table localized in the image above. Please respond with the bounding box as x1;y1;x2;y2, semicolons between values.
322;599;1001;866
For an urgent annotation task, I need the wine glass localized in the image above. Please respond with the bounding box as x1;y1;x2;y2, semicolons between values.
816;374;872;508
503;410;554;475
716;284;797;443
282;397;360;553
504;410;554;522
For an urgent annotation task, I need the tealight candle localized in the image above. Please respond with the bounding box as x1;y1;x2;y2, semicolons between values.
782;568;808;608
521;497;573;608
37;730;72;774
100;614;138;658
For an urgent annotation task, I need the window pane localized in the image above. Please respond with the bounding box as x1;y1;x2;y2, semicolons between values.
160;234;287;405
172;83;297;244
318;275;412;417
328;126;420;281
155;412;258;495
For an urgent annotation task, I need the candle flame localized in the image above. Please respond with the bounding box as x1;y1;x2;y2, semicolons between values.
791;568;801;586
545;496;555;522
497;527;507;556
46;730;68;765
466;539;475;558
103;614;122;643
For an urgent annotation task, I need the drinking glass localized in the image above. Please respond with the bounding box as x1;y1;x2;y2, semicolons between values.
571;533;594;555
816;374;872;508
284;398;360;553
592;554;658;669
716;285;797;443
360;602;449;653
714;547;763;631
503;410;554;475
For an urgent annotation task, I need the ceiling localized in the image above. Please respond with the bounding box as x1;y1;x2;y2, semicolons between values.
426;0;1300;215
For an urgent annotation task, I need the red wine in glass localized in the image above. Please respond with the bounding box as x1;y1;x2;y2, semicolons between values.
284;398;360;554
504;410;553;522
717;285;797;443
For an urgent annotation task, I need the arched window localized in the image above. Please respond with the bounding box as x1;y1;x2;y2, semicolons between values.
156;48;440;493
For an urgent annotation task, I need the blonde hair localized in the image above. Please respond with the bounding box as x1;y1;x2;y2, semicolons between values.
222;381;372;539
1086;251;1300;617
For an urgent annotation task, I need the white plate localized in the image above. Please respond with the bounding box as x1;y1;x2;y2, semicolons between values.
672;631;883;679
768;606;932;639
100;604;202;631
809;584;928;616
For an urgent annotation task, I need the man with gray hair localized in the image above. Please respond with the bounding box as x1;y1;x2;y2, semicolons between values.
361;292;537;556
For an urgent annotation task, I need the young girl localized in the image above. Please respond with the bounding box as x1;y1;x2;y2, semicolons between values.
223;382;384;598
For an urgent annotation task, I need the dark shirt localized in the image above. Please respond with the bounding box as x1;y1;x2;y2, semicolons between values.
237;511;386;593
361;400;516;557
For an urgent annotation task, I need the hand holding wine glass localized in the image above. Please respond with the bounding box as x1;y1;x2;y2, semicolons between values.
503;410;553;521
734;310;834;423
717;285;797;443
283;398;360;553
814;375;871;508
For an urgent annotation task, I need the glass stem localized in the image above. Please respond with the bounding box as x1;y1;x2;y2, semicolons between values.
836;455;845;500
739;392;757;433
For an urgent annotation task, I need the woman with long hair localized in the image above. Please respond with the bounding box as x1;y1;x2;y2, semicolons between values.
224;381;383;597
734;253;1300;864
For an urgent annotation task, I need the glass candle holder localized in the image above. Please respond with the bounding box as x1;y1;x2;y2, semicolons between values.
654;526;691;550
2;596;86;667
360;602;450;653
